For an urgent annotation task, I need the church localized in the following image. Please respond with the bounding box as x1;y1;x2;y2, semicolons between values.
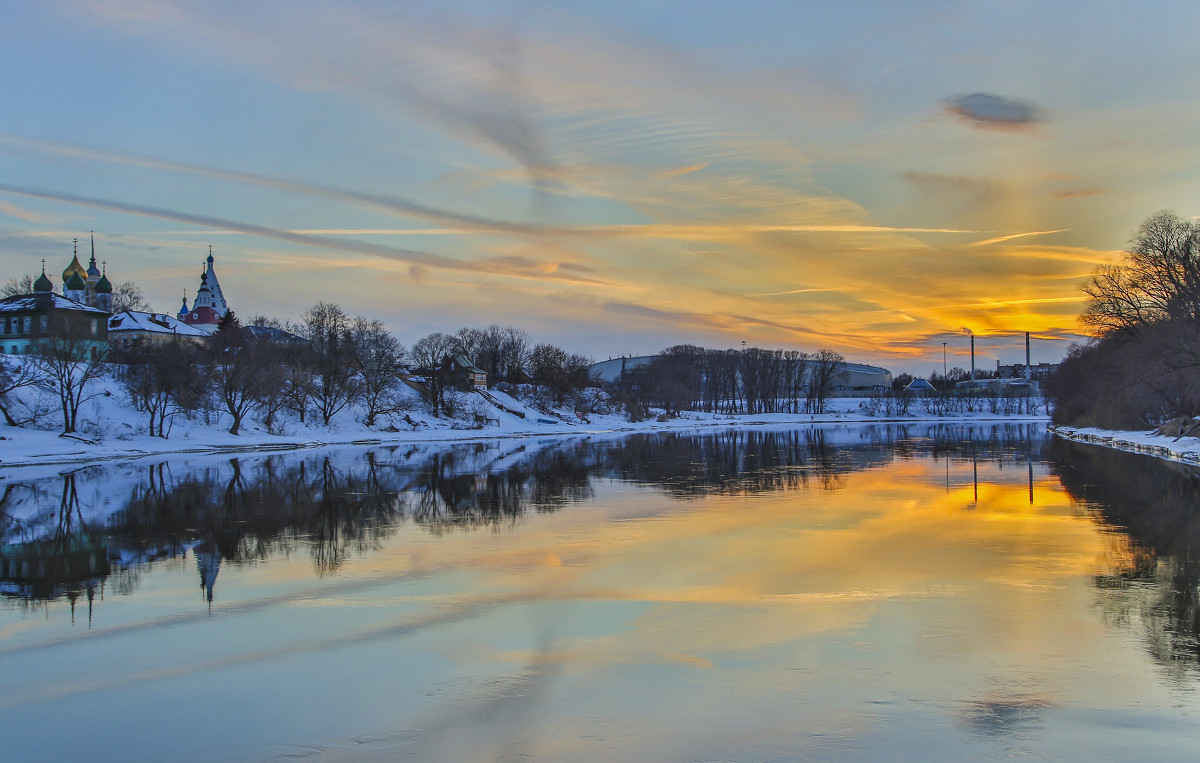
176;246;231;334
59;234;114;312
0;237;111;355
1;236;236;353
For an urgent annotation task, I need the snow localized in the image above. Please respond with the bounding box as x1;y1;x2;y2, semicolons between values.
1049;424;1200;465
0;355;1052;470
107;310;208;337
0;292;107;315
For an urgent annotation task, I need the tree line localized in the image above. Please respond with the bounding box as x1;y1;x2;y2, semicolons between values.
1050;211;1200;429
614;344;849;421
0;300;606;436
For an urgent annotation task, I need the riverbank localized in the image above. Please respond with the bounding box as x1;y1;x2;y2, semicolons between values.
0;386;1051;469
1049;424;1200;466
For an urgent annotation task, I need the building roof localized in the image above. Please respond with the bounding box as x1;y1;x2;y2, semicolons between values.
65;272;86;291
453;354;486;374
62;253;87;283
0;292;107;315
244;324;305;343
107;311;209;337
183;305;222;327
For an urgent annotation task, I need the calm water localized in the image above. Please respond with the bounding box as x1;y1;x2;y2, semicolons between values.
2;423;1199;761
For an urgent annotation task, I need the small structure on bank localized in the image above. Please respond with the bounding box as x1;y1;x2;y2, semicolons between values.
444;354;488;391
904;378;936;394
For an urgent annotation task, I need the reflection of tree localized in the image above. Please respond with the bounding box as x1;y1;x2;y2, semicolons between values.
2;423;1056;611
308;454;402;575
407;443;592;533
111;453;406;578
1049;438;1200;678
602;429;860;497
0;471;110;609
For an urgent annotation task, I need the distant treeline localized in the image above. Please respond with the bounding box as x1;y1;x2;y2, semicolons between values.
612;344;848;420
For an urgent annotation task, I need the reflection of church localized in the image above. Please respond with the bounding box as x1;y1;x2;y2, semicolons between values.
194;541;221;605
176;247;231;333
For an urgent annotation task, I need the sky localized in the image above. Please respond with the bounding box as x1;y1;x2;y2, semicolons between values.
2;1;1198;375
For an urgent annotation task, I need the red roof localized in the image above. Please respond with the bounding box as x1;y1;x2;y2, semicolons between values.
183;306;221;326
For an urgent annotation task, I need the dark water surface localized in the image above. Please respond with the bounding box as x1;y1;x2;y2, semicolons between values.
2;422;1199;761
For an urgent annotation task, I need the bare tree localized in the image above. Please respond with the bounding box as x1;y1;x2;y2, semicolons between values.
0;275;35;298
31;320;109;434
115;340;204;437
530;343;593;407
1057;211;1200;426
0;357;46;426
647;345;705;415
352;317;407;427
111;282;152;314
410;332;459;416
805;349;846;414
783;350;809;414
453;327;483;363
299;302;361;426
207;326;281;435
1082;210;1200;334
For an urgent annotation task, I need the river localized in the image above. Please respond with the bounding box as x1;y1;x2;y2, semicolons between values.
1;422;1198;761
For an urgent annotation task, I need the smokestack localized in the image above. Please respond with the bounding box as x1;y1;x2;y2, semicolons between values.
1025;332;1031;380
970;335;975;381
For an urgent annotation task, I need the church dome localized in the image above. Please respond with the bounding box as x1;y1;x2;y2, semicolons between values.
65;272;86;291
34;272;53;292
62;254;87;283
95;274;112;293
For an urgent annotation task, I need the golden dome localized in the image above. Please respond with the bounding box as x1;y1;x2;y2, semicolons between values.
62;254;87;283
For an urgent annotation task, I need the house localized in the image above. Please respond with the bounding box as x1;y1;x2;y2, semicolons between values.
107;310;210;350
0;289;109;356
444;354;488;391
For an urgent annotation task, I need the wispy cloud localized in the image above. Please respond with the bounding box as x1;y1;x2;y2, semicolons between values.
0;199;51;223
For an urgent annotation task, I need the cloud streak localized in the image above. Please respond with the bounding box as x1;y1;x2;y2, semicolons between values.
0;183;607;286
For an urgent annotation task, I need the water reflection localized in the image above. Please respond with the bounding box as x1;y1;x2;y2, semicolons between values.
5;422;1200;760
0;423;1048;612
1049;438;1200;679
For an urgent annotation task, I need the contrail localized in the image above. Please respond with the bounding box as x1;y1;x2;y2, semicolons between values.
744;286;846;297
0;183;607;286
968;229;1068;246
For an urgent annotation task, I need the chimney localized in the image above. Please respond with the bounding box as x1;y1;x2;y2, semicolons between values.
1025;332;1031;380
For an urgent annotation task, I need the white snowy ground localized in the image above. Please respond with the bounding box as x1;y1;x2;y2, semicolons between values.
1049;423;1200;465
0;361;1051;469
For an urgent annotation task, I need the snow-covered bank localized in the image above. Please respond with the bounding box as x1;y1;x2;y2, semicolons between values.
0;396;1050;470
0;356;1053;468
1049;424;1200;466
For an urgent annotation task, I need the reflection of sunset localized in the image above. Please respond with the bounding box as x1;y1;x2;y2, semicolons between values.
4;428;1200;759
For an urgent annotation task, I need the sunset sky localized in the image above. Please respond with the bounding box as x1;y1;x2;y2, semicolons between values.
2;1;1198;374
